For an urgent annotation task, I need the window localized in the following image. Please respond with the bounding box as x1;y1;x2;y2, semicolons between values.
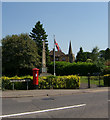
62;57;66;61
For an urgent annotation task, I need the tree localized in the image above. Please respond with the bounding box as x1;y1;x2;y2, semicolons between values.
99;50;105;60
76;47;87;62
84;52;91;59
29;21;50;67
90;47;106;73
2;34;40;76
105;48;110;60
90;46;99;62
94;57;106;73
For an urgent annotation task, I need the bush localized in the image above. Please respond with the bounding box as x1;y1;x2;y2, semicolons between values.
104;74;110;86
2;75;80;90
39;75;80;89
48;62;100;76
2;75;34;90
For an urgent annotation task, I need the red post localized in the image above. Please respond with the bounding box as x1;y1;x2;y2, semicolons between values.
32;68;39;88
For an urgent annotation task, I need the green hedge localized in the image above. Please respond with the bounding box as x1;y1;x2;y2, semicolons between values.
2;75;80;90
104;74;110;86
48;62;100;76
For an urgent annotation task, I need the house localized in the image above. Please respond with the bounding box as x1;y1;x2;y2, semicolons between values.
49;41;75;63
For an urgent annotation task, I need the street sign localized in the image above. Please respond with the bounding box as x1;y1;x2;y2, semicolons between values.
10;78;31;90
10;79;31;82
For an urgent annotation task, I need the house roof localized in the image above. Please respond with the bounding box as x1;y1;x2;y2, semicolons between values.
49;50;66;57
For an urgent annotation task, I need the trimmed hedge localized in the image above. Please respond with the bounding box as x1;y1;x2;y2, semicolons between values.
104;74;110;86
2;75;33;90
39;75;80;89
48;62;100;76
2;75;80;90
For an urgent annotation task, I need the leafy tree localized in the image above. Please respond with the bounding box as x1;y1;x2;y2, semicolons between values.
94;57;106;73
105;48;110;60
99;50;105;60
98;48;110;61
2;34;40;76
90;47;107;73
76;47;87;62
84;52;91;59
90;46;99;62
29;21;50;67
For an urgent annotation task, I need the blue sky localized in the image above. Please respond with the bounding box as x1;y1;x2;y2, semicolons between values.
2;2;108;56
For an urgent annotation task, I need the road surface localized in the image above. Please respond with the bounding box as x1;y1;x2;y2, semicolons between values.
1;90;108;118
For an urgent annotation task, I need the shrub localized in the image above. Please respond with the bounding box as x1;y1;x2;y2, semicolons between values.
2;75;34;90
104;74;110;86
2;75;80;90
48;61;100;76
39;75;80;89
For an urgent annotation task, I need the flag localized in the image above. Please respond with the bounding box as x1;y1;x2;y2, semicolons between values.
54;39;61;52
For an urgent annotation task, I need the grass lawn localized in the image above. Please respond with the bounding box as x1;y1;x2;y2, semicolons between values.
80;76;104;86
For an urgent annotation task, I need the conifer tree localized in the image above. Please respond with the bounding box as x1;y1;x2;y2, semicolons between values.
76;47;84;62
29;21;50;67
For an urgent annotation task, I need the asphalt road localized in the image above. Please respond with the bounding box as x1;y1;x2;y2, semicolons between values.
1;90;108;119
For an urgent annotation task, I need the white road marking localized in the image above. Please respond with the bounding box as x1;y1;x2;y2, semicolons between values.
1;104;86;118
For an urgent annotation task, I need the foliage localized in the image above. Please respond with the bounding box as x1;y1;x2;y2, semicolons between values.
75;46;109;75
76;47;85;62
92;47;110;74
76;47;110;64
94;57;106;73
103;60;110;74
105;48;110;60
29;21;50;67
90;46;99;62
2;34;40;76
48;61;101;76
2;75;33;90
103;74;110;86
39;75;80;89
104;74;110;77
98;48;110;61
2;75;80;90
103;66;110;74
86;59;92;63
76;47;91;62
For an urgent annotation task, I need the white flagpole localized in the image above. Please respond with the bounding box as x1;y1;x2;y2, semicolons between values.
54;35;56;76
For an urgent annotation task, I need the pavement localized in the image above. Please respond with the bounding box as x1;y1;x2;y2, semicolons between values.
1;87;108;98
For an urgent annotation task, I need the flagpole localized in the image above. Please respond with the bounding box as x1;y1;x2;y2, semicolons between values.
54;35;56;76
